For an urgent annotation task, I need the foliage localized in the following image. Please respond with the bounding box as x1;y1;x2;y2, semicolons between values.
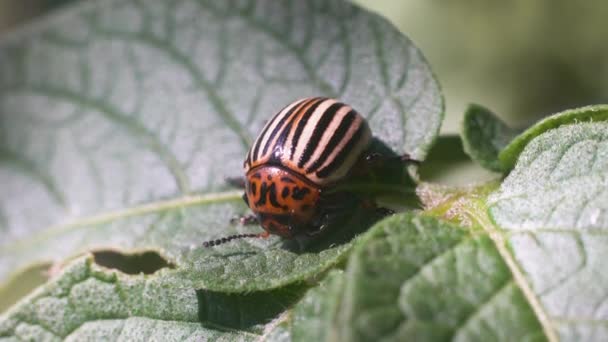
0;0;605;341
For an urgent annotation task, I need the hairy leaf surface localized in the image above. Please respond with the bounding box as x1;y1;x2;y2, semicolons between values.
0;0;442;298
498;105;608;170
489;122;608;340
288;214;545;342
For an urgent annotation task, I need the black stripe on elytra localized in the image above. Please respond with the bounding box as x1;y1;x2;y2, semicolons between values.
316;122;364;178
262;98;313;157
252;99;304;161
251;109;281;162
289;97;325;159
271;98;323;163
297;102;344;168
306;109;356;173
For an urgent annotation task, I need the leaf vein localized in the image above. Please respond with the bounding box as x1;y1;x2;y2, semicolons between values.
1;85;190;194
0;191;242;253
470;200;559;342
92;28;252;149
451;280;513;340
199;1;338;97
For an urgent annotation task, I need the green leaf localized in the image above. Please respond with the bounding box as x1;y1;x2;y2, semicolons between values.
0;256;280;340
289;214;545;342
488;121;608;340
461;104;519;172
290;270;344;342
0;0;443;299
498;105;608;170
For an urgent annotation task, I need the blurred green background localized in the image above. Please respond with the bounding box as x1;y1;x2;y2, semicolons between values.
354;0;608;134
2;0;607;133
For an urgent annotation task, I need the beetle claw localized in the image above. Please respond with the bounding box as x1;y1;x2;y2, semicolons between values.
376;207;395;216
230;214;258;225
400;153;420;164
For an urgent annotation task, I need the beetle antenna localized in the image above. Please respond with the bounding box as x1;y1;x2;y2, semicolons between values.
202;232;269;247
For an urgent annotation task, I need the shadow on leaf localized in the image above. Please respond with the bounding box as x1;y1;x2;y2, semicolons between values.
196;283;307;331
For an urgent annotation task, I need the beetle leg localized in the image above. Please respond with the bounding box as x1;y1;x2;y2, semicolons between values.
305;209;349;237
358;197;395;217
364;152;383;163
364;152;420;166
230;214;259;225
398;153;421;165
225;176;246;189
375;207;395;216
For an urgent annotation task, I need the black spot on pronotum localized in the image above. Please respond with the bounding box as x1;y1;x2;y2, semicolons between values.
93;250;175;275
256;182;281;208
252;172;262;179
292;187;311;200
256;182;269;206
281;187;290;199
268;182;282;208
267;175;272;181
280;177;295;183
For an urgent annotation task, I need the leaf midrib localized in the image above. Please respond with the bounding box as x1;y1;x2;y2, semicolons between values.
464;199;559;342
0;190;243;254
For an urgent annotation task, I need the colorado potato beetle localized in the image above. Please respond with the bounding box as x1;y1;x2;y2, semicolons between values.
203;97;415;247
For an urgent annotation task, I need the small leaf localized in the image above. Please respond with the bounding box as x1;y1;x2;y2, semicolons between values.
460;104;519;172
0;0;443;299
498;105;608;170
488;121;608;340
290;214;544;342
418;135;498;185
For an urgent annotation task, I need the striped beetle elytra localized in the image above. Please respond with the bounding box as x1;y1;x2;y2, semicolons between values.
203;97;416;247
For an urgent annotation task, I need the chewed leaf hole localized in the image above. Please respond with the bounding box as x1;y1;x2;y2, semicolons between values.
92;250;175;275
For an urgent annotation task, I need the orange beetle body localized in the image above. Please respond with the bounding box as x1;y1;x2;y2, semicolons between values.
243;97;372;239
203;97;384;247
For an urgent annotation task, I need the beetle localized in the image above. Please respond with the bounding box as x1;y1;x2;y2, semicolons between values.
203;97;416;247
